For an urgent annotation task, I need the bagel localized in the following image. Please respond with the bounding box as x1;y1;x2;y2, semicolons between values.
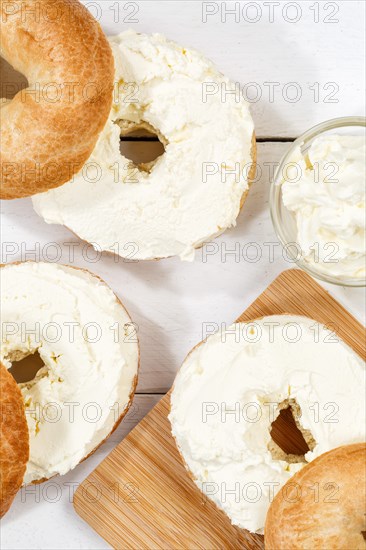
0;0;114;199
265;443;366;550
0;262;139;483
0;362;29;517
33;30;256;261
169;315;365;534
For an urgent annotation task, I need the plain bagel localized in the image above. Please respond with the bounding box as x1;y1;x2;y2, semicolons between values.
0;262;139;484
0;0;114;199
0;362;29;517
265;443;366;550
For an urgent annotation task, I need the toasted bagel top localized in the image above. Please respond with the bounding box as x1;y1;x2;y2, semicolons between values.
0;0;114;199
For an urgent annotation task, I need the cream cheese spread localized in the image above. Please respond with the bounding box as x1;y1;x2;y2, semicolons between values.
0;262;139;483
32;30;254;261
280;134;365;279
169;315;365;533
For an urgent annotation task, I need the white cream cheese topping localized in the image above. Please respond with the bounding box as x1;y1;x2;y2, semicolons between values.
169;315;365;533
32;30;254;261
280;134;365;278
0;262;139;483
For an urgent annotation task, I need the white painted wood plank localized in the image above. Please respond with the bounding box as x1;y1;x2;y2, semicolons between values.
7;1;362;138
2;142;365;393
1;5;365;547
79;0;365;138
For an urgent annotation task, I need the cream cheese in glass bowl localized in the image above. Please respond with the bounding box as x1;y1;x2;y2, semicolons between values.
270;117;366;286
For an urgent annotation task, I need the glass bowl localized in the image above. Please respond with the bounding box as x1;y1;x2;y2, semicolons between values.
270;116;366;287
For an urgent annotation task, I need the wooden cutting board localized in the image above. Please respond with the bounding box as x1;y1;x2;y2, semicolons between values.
73;269;366;550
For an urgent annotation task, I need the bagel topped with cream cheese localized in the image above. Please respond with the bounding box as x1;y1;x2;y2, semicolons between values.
169;315;365;534
0;262;139;485
33;30;256;260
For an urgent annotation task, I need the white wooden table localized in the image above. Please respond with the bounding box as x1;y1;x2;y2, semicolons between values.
1;1;365;548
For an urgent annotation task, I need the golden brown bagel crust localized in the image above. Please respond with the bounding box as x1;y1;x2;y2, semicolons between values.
0;0;114;199
0;362;29;517
264;443;366;550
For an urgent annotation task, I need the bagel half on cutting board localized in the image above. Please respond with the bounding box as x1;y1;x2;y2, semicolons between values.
265;443;366;550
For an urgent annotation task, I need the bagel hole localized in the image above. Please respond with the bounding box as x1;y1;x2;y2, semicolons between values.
0;56;28;101
269;399;316;464
8;351;45;384
118;121;166;172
